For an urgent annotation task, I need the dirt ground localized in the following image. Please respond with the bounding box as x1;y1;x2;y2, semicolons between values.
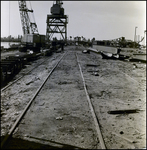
1;46;146;149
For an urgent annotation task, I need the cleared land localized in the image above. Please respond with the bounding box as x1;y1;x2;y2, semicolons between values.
1;45;146;149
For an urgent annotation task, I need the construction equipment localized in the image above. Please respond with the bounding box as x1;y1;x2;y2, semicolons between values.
18;1;38;35
18;1;45;52
46;0;68;43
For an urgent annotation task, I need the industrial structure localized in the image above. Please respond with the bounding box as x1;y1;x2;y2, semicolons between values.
18;1;39;35
46;0;68;42
92;36;144;48
18;0;45;52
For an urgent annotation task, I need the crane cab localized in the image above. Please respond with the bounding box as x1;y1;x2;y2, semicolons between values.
50;1;64;16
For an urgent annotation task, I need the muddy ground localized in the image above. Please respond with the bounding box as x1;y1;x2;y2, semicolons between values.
1;45;146;149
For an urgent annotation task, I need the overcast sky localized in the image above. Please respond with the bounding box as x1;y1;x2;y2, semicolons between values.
1;1;146;42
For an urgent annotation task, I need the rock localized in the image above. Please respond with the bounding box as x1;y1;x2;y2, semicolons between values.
56;117;63;120
14;101;20;106
39;102;45;106
35;77;40;80
6;106;9;110
94;72;99;76
14;112;19;115
81;140;84;143
26;81;33;85
133;64;137;69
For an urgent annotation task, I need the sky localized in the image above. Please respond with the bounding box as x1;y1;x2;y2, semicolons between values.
1;1;146;44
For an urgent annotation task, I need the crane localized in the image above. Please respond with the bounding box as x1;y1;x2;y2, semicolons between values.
46;0;68;51
53;0;63;7
18;0;38;35
46;0;68;42
18;1;45;52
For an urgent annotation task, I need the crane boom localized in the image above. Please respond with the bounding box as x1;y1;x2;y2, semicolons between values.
18;1;38;35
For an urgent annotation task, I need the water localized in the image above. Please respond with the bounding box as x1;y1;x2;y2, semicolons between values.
1;42;20;49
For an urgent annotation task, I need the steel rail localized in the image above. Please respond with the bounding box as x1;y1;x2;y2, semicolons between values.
76;52;106;149
1;58;48;92
1;52;68;149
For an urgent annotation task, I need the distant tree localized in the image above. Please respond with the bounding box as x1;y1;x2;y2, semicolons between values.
70;36;72;41
91;37;95;42
78;36;81;41
18;35;21;39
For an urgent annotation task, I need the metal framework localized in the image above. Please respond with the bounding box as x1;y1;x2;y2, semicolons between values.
18;1;38;35
46;0;68;42
46;15;68;41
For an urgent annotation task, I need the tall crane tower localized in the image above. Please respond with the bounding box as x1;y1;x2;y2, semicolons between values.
18;1;45;52
18;0;38;35
46;0;68;42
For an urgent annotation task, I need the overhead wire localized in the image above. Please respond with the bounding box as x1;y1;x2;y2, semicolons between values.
9;1;10;46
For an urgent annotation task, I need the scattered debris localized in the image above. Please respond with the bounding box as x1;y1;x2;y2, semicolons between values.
87;48;99;53
26;77;40;85
100;51;113;59
87;70;99;72
94;72;99;76
132;63;138;69
14;101;20;106
120;131;124;134
38;102;45;106
107;109;141;114
26;81;34;85
86;64;99;67
100;51;129;60
82;49;90;54
56;117;63;120
87;70;99;76
27;50;33;54
14;112;19;115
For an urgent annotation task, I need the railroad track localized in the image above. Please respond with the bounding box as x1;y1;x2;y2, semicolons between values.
1;52;43;89
2;49;144;149
1;50;107;149
76;53;106;149
1;58;48;92
76;51;145;149
1;52;68;149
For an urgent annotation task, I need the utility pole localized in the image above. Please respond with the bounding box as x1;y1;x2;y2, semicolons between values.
134;26;138;42
134;26;137;48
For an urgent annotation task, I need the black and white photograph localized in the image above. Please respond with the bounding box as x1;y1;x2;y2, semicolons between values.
1;1;146;149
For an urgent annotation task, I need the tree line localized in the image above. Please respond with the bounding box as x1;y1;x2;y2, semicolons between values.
1;35;22;42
